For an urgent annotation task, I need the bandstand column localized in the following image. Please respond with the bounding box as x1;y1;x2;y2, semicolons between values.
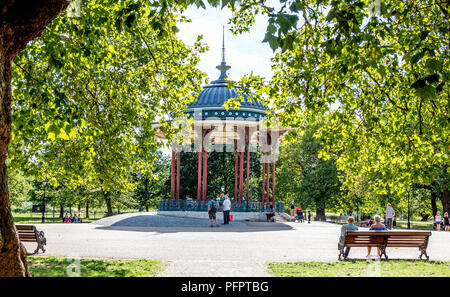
176;150;180;200
266;154;270;205
245;127;250;201
272;152;276;206
246;144;250;201
202;151;208;200
197;151;202;200
239;150;244;200
171;149;175;200
261;154;265;205
234;153;238;200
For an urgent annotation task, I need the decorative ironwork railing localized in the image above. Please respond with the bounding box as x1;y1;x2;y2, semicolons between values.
158;199;285;213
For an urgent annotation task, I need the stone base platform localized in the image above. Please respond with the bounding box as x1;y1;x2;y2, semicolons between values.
157;210;268;221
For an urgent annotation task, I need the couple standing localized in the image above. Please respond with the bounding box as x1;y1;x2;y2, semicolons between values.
207;194;231;227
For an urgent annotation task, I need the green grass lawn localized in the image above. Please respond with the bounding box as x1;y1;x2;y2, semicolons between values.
268;260;450;277
28;256;164;277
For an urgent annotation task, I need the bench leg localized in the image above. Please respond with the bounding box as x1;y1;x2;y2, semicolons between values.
380;247;388;260
32;245;39;255
419;248;429;260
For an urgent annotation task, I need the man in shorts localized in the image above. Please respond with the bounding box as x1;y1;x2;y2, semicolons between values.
208;197;220;227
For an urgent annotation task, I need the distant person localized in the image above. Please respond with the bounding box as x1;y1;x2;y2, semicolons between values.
73;214;79;223
222;195;231;225
289;200;296;217
307;211;311;224
385;203;395;229
434;211;442;231
443;212;449;232
265;204;275;222
208;197;220;227
64;213;71;223
339;216;358;259
367;215;387;258
295;207;303;223
299;208;304;223
69;214;74;223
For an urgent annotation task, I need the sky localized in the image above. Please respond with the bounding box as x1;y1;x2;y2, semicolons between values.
177;3;275;83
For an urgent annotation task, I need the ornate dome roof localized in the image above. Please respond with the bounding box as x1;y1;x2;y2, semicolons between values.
184;28;267;119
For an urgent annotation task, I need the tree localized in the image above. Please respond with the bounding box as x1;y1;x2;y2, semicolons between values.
229;0;449;214
11;0;208;216
0;0;71;277
1;0;233;277
8;170;32;207
277;124;342;219
133;151;170;211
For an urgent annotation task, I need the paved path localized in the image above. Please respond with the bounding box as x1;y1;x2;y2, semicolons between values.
28;212;450;277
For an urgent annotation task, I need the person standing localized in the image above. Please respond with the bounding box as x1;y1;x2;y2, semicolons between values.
339;216;359;260
443;212;449;232
434;211;442;231
307;211;311;224
208;197;220;227
289;200;296;217
385;203;395;230
222;195;231;225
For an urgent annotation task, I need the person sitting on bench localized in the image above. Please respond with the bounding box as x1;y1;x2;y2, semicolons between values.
366;214;387;258
339;216;358;259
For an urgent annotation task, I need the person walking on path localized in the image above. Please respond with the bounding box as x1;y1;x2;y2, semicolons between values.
385;203;395;229
339;216;358;259
307;211;311;224
208;197;220;227
222;195;231;225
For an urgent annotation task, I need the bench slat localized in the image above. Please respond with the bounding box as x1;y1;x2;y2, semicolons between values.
20;239;39;242
16;225;35;231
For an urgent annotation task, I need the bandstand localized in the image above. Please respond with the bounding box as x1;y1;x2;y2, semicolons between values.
154;31;289;220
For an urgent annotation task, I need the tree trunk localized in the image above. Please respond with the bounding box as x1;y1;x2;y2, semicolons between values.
440;189;449;214
0;0;70;277
85;201;89;219
315;208;325;221
59;204;64;218
431;191;438;217
103;191;113;216
0;44;30;276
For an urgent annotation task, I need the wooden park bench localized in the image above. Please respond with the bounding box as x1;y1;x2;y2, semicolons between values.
338;230;431;260
16;224;47;255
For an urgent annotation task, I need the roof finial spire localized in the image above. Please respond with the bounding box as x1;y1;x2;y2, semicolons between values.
216;25;231;81
222;25;226;63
